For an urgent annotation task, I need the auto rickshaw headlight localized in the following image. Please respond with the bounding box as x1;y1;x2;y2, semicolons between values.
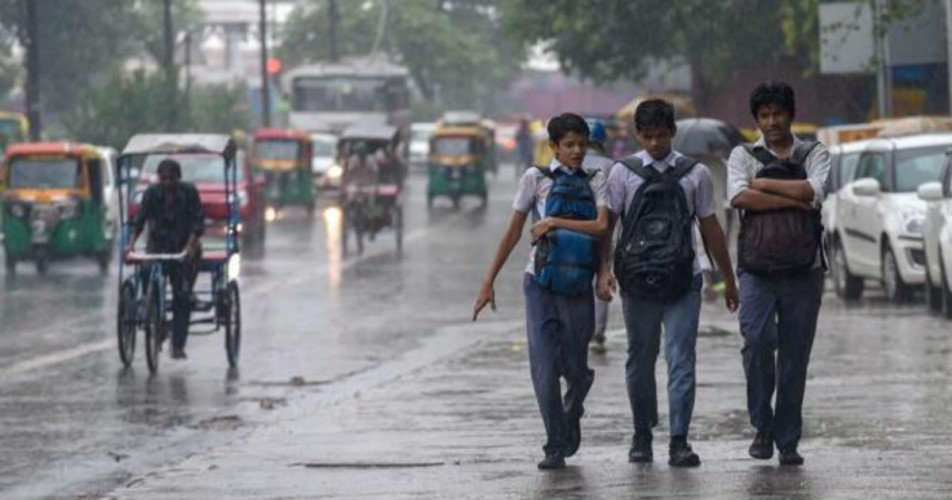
9;203;25;218
59;203;78;219
327;164;343;180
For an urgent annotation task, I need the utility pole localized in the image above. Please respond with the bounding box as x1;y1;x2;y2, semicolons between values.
874;0;891;118
946;0;952;114
259;0;271;127
163;0;176;130
23;0;41;140
328;0;339;62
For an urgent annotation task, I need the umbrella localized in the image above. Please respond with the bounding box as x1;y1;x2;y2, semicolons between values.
673;118;745;158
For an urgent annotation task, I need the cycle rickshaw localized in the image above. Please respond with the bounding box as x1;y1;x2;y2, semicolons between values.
115;134;242;373
337;125;405;255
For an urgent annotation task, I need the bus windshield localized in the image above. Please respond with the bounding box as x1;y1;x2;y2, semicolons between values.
292;77;408;113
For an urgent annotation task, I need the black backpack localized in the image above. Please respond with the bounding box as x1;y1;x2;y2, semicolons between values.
737;142;822;274
614;155;698;303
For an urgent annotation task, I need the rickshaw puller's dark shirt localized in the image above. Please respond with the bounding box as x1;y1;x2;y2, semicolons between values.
134;182;204;253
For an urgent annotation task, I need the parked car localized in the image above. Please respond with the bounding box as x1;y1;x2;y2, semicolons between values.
917;148;952;314
410;122;437;168
830;134;952;302
823;139;873;257
311;132;341;190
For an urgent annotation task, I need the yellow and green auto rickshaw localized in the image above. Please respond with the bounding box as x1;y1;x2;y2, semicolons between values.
1;142;117;274
250;129;316;213
0;112;28;155
427;126;488;210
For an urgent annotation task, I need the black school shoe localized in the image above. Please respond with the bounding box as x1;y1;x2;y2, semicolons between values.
565;416;581;458
749;431;774;460
778;447;804;466
628;433;653;463
668;438;701;467
537;452;566;470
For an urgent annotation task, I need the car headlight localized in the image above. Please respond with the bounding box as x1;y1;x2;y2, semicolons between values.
900;208;925;235
327;164;343;180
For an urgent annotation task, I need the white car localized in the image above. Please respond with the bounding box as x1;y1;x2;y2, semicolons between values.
917;148;952;315
311;132;342;190
830;134;952;302
410;122;436;168
822;139;873;247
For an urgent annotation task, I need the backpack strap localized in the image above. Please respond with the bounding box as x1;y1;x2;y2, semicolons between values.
743;144;777;166
791;141;820;165
669;156;699;180
533;164;555;180
617;155;656;181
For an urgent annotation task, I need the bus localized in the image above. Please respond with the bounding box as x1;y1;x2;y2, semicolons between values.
283;56;411;136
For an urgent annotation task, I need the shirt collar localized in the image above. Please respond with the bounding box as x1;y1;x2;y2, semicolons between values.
548;158;581;174
637;150;678;170
753;133;802;156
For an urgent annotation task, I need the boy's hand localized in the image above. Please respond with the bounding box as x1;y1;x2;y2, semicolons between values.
724;282;740;312
530;218;554;243
596;272;616;301
472;282;496;321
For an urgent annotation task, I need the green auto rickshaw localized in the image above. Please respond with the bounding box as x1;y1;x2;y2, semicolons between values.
251;129;316;214
426;126;488;209
1;142;117;274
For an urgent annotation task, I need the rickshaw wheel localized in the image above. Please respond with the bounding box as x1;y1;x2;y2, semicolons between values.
224;281;241;368
34;248;49;275
97;251;110;275
117;281;137;367
144;280;164;374
4;254;14;273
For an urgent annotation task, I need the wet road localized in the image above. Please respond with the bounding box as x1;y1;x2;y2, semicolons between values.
4;167;952;499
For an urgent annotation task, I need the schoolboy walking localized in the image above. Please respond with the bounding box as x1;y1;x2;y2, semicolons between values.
600;99;739;467
584;120;615;354
473;113;610;470
728;82;831;466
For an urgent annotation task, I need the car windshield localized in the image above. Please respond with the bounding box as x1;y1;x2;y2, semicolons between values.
312;139;336;157
142;154;243;184
255;139;300;161
411;128;433;143
7;157;80;189
894;146;949;193
837;152;861;189
432;137;472;156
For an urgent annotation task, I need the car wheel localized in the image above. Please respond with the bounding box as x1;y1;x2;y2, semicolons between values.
833;240;864;301
882;244;911;303
942;255;952;319
926;262;943;312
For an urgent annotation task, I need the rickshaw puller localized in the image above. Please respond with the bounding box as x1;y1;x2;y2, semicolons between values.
125;159;204;360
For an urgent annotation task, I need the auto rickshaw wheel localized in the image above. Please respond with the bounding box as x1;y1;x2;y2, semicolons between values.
395;206;403;254
144;280;164;374
34;248;49;275
224;281;241;368
117;281;137;367
4;254;14;273
97;251;110;275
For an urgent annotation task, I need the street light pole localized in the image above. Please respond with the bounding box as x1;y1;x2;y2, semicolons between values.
946;0;952;114
23;0;41;140
259;0;271;128
874;0;890;119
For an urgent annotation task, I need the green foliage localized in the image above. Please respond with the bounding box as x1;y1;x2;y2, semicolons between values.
278;0;524;111
502;0;788;86
63;70;250;149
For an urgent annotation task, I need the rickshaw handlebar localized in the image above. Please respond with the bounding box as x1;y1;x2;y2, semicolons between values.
125;251;188;263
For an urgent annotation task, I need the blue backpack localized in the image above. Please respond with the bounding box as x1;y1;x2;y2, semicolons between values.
533;166;598;296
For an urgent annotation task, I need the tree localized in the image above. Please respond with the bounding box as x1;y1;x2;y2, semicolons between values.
277;0;524;111
502;0;790;111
